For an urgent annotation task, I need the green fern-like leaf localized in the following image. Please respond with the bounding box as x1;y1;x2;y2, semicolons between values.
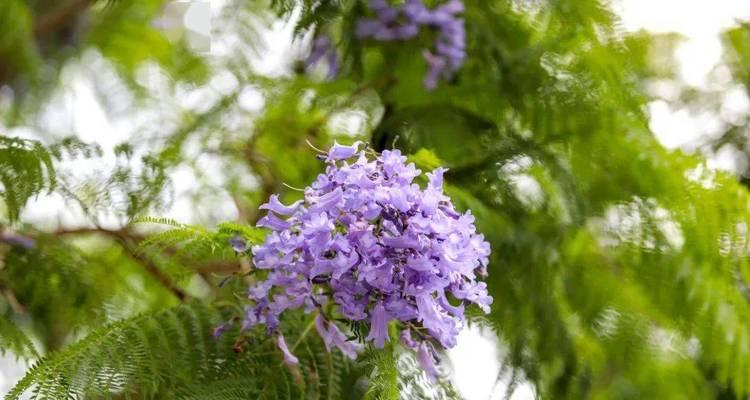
6;297;460;399
134;217;265;261
6;302;366;400
0;315;38;360
0;136;56;222
6;302;245;399
1;237;123;344
362;345;399;400
359;344;461;400
131;216;186;227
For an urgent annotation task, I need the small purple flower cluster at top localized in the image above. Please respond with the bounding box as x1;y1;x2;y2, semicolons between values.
226;142;492;377
356;0;466;90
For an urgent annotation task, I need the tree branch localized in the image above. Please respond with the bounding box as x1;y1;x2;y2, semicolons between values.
197;261;241;274
33;0;94;38
0;283;26;314
116;237;190;302
54;227;136;239
53;227;190;302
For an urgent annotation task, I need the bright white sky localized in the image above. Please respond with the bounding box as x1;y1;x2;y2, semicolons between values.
4;1;750;398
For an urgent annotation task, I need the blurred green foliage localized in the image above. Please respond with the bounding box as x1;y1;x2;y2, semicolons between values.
2;0;750;399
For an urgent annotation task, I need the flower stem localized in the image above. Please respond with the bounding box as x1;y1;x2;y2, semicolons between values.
291;314;318;351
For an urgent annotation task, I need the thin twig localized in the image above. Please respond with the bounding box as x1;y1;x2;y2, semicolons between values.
0;284;26;314
290;314;318;352
282;182;306;192
53;227;190;302
116;237;190;302
304;139;327;154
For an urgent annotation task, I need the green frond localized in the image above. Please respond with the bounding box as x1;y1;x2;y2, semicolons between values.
362;345;399;400
48;137;103;160
131;216;186;228
0;136;56;222
1;234;182;350
7;303;364;400
7;302;239;399
135;220;219;260
1;238;106;336
217;222;267;245
0;315;38;360
358;344;461;400
178;378;262;400
135;218;265;262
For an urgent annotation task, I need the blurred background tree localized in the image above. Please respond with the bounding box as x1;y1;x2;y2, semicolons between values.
2;0;750;399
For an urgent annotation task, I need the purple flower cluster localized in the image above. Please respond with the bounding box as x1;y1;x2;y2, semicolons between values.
356;0;466;89
243;142;492;376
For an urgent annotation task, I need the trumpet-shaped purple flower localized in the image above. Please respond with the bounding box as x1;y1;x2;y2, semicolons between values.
315;314;363;359
366;302;390;348
356;0;466;89
212;319;234;338
229;236;249;253
242;143;492;377
327;141;364;161
276;334;299;366
417;341;440;378
260;194;303;215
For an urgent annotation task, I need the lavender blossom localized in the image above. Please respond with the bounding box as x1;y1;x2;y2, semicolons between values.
356;0;466;89
212;319;234;338
315;314;362;359
276;334;299;366
400;328;419;349
417;341;440;378
327;141;364;161
305;35;339;80
0;232;35;249
366;301;390;348
242;143;492;378
229;236;249;253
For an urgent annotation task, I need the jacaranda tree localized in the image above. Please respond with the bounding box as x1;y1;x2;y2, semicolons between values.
2;0;750;399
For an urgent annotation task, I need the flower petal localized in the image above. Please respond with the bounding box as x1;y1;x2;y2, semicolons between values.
276;333;299;366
